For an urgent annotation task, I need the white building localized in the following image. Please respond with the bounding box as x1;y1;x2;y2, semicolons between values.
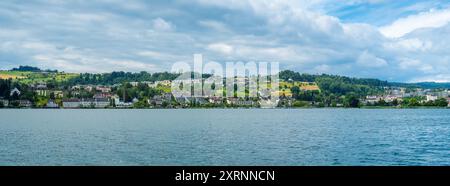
426;95;438;102
62;98;81;108
10;88;21;96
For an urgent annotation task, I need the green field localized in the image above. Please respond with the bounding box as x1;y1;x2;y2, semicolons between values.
0;71;79;84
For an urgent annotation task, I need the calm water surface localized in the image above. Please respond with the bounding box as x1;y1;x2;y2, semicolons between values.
0;109;449;165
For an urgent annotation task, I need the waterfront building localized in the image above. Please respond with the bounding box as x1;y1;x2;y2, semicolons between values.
0;98;9;107
62;98;82;108
46;100;59;108
18;100;32;108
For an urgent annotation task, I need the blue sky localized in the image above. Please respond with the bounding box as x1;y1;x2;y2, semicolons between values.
1;0;450;82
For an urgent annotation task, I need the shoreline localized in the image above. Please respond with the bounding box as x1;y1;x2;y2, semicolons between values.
1;107;449;110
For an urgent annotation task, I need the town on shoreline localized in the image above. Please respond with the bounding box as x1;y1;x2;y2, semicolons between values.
1;66;450;109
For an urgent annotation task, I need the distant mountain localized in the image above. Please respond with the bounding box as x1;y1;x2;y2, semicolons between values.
389;82;450;89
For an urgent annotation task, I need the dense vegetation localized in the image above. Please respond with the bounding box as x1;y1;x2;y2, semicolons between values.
11;65;58;73
279;70;387;107
67;71;180;85
1;67;449;108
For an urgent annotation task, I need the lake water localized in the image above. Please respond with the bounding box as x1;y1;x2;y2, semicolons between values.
0;109;449;165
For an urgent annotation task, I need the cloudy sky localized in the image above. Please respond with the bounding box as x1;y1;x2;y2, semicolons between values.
1;0;450;82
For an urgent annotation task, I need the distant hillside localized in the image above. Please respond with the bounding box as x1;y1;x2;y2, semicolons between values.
389;82;450;89
3;66;450;89
10;66;57;73
280;70;450;90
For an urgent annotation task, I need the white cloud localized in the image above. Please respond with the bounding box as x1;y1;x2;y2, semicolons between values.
385;38;432;52
207;43;234;55
198;20;231;33
137;50;185;61
21;42;55;51
356;51;388;67
380;8;450;38
34;52;157;73
1;0;450;82
152;18;175;32
314;64;331;73
398;58;433;73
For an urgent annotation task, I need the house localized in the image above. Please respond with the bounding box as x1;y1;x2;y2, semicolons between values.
46;100;59;108
129;82;139;87
146;82;157;88
426;95;438;102
156;80;171;86
93;93;112;99
195;97;208;105
209;97;223;104
175;97;186;104
10;88;21;96
184;97;195;104
80;99;94;107
163;93;173;102
96;86;111;93
236;100;254;106
71;91;81;96
93;98;110;108
259;99;279;108
35;89;49;96
71;85;82;90
365;95;379;104
384;95;401;103
151;95;164;106
62;98;82;108
19;100;32;108
53;91;64;98
113;96;132;108
0;99;9;107
36;83;47;89
447;97;450;107
78;98;110;108
84;85;93;92
226;97;239;105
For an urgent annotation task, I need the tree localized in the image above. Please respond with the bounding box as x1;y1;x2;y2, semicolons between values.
291;86;300;98
392;99;399;106
292;101;308;107
377;99;387;106
344;94;360;108
408;98;420;107
434;98;448;107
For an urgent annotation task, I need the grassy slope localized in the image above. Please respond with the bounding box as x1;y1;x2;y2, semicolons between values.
0;71;79;84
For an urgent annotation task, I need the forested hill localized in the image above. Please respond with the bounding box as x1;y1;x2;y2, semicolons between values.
389;82;450;89
10;65;58;73
279;70;450;89
2;66;450;90
68;71;181;85
279;70;388;97
279;70;389;87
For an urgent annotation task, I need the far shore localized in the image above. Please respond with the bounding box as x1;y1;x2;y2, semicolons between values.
1;106;449;110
